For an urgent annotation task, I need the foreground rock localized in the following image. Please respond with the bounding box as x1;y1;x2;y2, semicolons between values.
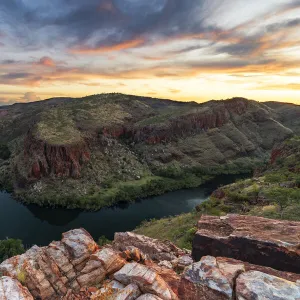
192;214;300;273
0;229;178;300
113;232;188;262
178;256;300;300
0;276;33;300
0;221;300;299
236;271;300;300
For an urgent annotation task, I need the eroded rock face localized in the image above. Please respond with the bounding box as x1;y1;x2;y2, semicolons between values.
0;229;181;300
1;224;300;300
192;214;300;273
178;256;244;300
236;271;300;300
0;276;33;300
114;263;178;300
23;131;90;179
113;232;187;262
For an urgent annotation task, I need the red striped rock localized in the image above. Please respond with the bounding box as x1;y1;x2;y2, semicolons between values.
114;262;178;300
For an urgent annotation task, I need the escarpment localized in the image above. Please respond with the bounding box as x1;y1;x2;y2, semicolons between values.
102;98;250;144
1;215;300;299
21;131;90;179
1;94;298;208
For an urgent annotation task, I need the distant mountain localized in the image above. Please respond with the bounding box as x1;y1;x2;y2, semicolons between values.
1;94;299;209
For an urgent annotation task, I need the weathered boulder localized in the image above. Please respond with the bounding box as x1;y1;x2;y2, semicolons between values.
90;247;127;274
216;257;300;283
178;256;244;300
0;228;99;299
114;262;178;300
115;283;142;300
61;228;98;269
192;214;300;273
236;271;300;300
114;232;186;262
0;276;33;300
144;260;181;296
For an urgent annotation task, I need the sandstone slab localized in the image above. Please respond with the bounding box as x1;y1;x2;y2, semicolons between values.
236;271;300;300
192;214;300;273
178;256;244;300
114;262;178;300
114;232;185;262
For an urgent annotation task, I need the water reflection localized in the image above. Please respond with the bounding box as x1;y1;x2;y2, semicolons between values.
0;173;250;246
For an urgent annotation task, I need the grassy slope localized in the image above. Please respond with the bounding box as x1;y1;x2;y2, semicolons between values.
1;94;299;210
136;137;300;249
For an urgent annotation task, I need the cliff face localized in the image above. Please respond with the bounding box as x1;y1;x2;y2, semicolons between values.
22;132;90;179
102;98;249;144
1;94;297;208
0;215;300;300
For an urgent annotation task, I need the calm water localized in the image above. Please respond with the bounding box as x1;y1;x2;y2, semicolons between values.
0;174;246;247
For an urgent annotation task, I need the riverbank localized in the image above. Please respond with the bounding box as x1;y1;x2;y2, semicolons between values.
0;173;247;246
11;163;256;210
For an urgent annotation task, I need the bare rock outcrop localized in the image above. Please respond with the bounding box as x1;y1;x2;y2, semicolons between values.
236;271;300;300
178;256;244;300
192;214;300;273
178;256;300;300
1;219;300;299
0;229;179;300
0;276;33;300
113;232;188;263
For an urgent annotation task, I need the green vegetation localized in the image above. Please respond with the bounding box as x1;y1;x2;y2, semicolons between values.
195;137;300;221
2;93;297;210
98;236;111;247
16;268;26;284
135;212;200;249
0;144;11;160
0;239;25;262
136;137;300;247
36;108;82;145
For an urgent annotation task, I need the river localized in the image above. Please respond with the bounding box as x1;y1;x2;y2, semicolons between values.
0;174;246;247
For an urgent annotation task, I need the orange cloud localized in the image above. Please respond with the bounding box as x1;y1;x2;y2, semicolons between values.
70;38;145;54
37;56;56;67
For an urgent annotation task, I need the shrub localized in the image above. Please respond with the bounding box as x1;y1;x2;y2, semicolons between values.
0;239;25;262
16;269;26;284
97;236;111;247
0;144;11;160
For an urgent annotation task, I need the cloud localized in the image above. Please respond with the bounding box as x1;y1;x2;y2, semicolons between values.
37;56;55;67
71;38;145;54
20;92;41;102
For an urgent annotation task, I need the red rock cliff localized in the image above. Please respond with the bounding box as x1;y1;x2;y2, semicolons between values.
23;132;90;179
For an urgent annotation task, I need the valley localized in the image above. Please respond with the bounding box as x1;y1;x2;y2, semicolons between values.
1;94;299;210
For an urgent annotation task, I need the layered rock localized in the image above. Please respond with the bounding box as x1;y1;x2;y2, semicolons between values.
178;255;300;300
23;132;90;179
192;214;300;273
0;229;179;300
236;271;300;300
113;232;188;263
1;222;300;299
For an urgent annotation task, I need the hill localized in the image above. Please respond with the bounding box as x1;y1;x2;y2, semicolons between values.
1;93;300;209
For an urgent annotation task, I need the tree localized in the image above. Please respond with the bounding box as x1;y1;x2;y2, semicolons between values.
0;239;25;262
0;144;11;160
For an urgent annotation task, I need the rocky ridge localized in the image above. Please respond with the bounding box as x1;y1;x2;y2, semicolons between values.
0;215;300;299
2;94;300;209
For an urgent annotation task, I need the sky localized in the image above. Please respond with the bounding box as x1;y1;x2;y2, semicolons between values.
0;0;300;105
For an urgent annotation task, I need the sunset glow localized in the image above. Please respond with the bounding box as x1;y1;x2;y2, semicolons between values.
1;0;300;105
